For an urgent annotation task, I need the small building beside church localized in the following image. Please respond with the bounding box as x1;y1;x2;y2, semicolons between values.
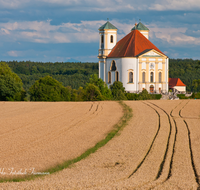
98;21;169;94
169;78;186;93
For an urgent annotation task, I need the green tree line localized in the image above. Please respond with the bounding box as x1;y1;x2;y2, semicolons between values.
6;61;98;91
0;59;200;101
4;59;200;93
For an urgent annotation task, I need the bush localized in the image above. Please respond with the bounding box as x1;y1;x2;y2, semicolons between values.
85;84;103;101
29;76;71;101
191;92;200;99
110;81;127;100
150;94;162;100
125;93;138;100
177;94;189;99
138;89;152;100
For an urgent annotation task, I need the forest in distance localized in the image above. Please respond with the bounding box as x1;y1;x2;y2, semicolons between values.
5;58;200;93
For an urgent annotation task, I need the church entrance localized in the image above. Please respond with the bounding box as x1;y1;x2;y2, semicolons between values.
150;85;154;94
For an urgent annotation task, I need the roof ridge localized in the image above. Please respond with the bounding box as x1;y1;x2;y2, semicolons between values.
124;31;134;57
107;29;165;58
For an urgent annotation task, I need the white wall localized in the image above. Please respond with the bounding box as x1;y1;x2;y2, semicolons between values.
166;58;169;92
106;57;138;92
99;61;104;80
106;30;117;50
174;86;186;92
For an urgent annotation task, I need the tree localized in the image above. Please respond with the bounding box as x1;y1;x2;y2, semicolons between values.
29;75;71;101
0;62;25;101
85;84;103;101
87;74;112;100
110;81;127;100
192;79;200;92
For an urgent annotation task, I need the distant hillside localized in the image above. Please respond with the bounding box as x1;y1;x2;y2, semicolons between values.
7;61;99;92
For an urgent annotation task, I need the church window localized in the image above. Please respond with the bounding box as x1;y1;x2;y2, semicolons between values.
110;35;113;43
101;35;104;44
108;72;111;83
150;72;154;82
110;60;117;71
116;71;119;81
159;72;162;83
129;72;133;83
142;72;145;83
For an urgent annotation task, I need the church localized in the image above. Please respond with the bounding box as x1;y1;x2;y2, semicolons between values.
98;21;169;94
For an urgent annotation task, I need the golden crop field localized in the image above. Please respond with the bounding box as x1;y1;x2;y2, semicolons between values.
0;100;200;189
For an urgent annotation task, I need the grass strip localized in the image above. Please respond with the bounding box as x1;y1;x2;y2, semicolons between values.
0;101;132;183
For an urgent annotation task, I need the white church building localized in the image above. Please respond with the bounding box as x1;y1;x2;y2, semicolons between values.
98;21;169;94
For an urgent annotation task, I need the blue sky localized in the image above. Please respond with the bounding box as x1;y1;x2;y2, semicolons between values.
0;0;200;62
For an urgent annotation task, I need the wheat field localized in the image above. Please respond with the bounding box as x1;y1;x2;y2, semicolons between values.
0;100;200;189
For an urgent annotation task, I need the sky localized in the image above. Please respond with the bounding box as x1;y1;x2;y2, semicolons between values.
0;0;200;62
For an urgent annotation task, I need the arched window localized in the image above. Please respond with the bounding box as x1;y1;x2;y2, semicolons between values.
101;35;104;44
159;72;162;83
110;60;117;71
142;72;145;83
129;72;133;83
150;72;154;82
115;71;119;81
110;35;113;43
108;72;111;83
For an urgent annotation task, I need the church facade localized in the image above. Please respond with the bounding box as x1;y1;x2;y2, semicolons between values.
98;21;169;94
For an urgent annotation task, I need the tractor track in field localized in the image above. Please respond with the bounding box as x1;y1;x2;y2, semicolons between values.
160;100;199;189
147;101;174;181
130;101;176;190
178;101;200;187
128;102;161;179
136;100;199;190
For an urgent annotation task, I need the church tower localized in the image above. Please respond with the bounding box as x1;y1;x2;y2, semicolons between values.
98;21;117;81
131;22;149;39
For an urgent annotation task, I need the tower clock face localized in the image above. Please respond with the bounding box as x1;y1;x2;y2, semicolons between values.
150;63;154;69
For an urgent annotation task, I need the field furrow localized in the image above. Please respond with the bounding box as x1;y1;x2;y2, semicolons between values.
127;102;171;188
158;101;198;189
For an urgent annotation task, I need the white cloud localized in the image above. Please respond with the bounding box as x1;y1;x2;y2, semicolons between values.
0;0;30;9
7;50;20;57
149;0;200;11
1;18;200;50
0;20;106;43
1;0;200;11
149;24;200;45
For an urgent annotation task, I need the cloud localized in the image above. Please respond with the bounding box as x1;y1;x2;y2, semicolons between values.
1;0;200;11
0;20;105;43
0;0;30;9
7;50;20;57
149;23;200;46
149;0;200;11
1;18;200;48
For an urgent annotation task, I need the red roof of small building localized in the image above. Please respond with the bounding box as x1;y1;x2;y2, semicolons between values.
169;78;186;88
107;29;164;58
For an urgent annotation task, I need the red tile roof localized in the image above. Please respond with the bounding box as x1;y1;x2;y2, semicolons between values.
169;78;186;88
107;29;164;58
